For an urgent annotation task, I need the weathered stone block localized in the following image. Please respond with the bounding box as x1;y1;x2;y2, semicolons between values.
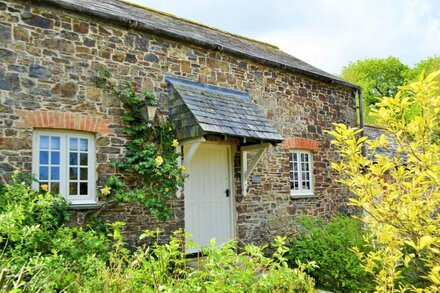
29;64;52;78
135;35;149;51
52;82;78;97
60;30;79;41
125;53;137;63
298;88;307;97
0;70;20;91
29;87;52;97
0;22;11;41
112;50;125;62
43;38;74;53
13;26;28;41
0;48;16;63
144;53;159;63
73;22;89;34
22;14;53;29
83;37;95;47
85;87;102;101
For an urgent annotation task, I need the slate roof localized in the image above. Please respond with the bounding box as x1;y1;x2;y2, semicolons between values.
44;0;359;90
167;77;284;143
363;125;399;162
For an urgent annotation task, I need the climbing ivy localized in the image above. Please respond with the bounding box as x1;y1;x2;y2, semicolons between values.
96;68;185;220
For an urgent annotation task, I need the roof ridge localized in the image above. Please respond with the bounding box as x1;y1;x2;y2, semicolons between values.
119;0;279;49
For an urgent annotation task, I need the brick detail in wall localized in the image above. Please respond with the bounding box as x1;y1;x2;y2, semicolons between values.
281;137;320;152
16;110;113;134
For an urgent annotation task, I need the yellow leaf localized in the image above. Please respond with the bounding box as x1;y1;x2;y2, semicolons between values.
419;235;435;249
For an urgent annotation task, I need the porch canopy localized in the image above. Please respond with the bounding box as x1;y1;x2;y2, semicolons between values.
166;76;283;144
167;77;283;196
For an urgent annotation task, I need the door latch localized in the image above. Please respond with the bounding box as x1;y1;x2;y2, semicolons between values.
225;189;230;197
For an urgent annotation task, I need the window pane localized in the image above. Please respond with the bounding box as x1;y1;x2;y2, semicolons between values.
51;182;60;194
51;167;60;180
69;182;78;195
80;139;88;151
40;136;49;149
51;151;60;165
303;181;310;190
293;153;297;161
39;166;48;180
69;167;78;180
80;182;88;195
80;153;88;166
51;136;60;150
39;151;49;164
69;152;78;165
70;138;78;151
80;168;88;180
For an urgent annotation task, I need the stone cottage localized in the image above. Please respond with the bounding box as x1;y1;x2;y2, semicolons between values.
0;0;360;246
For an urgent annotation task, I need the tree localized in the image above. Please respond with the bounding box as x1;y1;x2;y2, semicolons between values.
341;57;409;108
329;71;440;292
407;56;440;81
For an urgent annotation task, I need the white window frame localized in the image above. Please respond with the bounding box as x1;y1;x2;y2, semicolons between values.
32;130;97;205
289;150;314;197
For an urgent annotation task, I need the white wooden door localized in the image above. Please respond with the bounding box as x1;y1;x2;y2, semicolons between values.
184;143;233;252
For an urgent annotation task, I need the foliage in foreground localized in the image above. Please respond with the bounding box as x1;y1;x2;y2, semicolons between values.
0;175;315;292
76;228;315;293
288;214;373;292
329;71;440;292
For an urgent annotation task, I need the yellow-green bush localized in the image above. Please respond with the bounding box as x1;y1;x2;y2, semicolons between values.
329;71;440;292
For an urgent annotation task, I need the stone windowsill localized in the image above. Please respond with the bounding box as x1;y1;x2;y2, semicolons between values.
67;202;103;210
290;194;318;200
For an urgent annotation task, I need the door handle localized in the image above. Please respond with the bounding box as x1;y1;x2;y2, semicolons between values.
225;189;230;197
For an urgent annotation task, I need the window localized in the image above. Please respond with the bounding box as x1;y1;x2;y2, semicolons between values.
32;130;96;204
289;150;314;196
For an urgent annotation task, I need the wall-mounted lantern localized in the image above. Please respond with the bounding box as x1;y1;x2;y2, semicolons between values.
139;103;158;123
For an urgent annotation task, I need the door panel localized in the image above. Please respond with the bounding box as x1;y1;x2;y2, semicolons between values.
184;143;233;252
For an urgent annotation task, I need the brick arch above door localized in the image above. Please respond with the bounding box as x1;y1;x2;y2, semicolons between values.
16;110;113;134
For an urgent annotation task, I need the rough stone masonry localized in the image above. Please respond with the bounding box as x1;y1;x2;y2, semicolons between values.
0;0;357;245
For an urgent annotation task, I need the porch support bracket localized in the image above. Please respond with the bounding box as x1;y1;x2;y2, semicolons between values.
175;136;206;198
240;143;271;196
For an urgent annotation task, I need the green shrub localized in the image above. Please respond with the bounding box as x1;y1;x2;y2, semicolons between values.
0;171;109;291
77;227;316;292
0;172;315;292
288;214;374;292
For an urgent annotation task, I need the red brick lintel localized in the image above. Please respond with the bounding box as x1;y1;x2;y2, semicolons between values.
16;110;113;134
281;137;320;152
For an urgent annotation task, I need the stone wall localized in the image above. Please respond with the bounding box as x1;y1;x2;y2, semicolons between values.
0;0;357;245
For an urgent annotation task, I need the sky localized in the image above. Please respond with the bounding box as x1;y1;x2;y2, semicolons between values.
127;0;439;75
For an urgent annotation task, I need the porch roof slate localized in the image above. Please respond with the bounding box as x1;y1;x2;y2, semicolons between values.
167;77;283;143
